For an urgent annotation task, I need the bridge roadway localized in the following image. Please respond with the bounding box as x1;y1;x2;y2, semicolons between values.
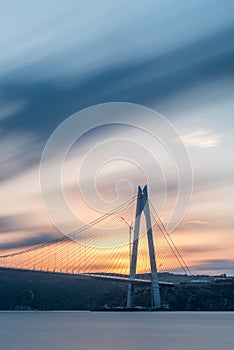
5;268;174;286
81;273;174;286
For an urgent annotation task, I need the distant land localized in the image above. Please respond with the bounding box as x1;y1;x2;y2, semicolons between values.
0;268;233;311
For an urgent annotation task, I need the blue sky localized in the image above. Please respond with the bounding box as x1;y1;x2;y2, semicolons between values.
0;0;234;274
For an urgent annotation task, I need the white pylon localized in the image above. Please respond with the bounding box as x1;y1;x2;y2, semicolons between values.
126;185;161;309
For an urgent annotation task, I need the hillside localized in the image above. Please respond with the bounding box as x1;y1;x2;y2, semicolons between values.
0;268;233;311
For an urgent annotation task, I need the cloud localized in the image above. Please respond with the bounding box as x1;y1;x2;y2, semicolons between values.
1;20;234;137
0;213;59;250
182;245;223;254
187;220;210;225
0;100;26;120
0;131;42;183
194;259;234;273
0;232;58;251
181;129;222;148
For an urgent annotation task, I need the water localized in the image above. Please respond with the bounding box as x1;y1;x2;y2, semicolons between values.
0;312;233;350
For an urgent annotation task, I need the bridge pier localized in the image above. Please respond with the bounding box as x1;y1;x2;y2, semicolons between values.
126;282;134;309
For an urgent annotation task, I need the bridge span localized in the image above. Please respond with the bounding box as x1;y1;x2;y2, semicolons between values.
0;185;190;309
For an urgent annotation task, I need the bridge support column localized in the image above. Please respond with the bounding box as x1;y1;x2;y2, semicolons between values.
126;185;161;309
126;186;143;308
126;282;133;309
143;186;161;309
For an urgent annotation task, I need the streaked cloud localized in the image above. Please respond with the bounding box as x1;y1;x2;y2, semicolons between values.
187;220;210;226
195;259;234;273
0;100;26;120
181;129;222;148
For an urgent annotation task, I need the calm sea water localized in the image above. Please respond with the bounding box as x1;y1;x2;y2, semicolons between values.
0;311;233;350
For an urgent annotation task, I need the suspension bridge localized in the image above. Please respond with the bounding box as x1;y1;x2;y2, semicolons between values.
0;185;191;309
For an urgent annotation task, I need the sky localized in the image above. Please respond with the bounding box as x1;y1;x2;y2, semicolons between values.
0;0;234;275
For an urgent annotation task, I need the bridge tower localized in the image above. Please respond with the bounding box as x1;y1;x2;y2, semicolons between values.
126;185;161;309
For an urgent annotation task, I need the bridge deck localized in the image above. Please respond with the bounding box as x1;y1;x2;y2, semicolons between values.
2;268;174;286
81;273;174;286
